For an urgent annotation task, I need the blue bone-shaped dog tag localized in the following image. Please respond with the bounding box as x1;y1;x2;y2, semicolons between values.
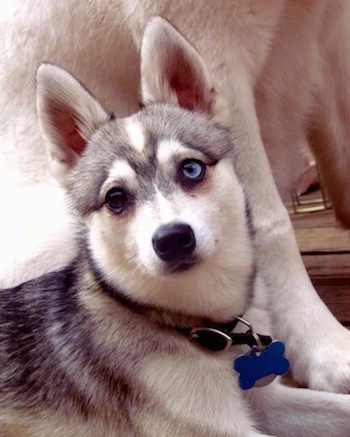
233;340;290;390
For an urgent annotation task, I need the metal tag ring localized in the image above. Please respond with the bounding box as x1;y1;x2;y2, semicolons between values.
236;316;263;349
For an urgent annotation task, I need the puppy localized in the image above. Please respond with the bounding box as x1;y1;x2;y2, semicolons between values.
1;1;350;396
0;17;349;437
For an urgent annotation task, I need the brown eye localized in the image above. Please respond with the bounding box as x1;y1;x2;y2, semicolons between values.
105;188;128;213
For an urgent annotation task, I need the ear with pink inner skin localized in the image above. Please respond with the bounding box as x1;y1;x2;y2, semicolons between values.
36;63;109;182
140;16;219;115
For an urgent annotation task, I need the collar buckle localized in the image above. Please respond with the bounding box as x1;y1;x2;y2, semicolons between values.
187;316;273;353
189;327;233;352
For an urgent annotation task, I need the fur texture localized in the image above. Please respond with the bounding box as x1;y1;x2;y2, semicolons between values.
1;20;350;435
0;0;350;399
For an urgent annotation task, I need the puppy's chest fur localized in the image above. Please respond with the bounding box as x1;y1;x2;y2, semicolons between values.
0;252;245;435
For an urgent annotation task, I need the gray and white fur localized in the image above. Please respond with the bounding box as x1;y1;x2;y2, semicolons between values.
0;17;349;437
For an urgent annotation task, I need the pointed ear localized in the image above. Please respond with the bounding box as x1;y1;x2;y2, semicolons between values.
36;63;110;181
140;17;221;116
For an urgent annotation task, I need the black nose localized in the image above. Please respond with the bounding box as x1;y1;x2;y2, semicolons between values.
152;223;196;262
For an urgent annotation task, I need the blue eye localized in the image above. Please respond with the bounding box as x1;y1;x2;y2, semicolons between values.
181;160;206;181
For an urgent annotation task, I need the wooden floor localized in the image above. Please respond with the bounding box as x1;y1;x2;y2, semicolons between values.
289;199;350;327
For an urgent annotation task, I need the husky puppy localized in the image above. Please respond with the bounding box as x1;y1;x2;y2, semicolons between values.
0;17;349;437
1;1;350;399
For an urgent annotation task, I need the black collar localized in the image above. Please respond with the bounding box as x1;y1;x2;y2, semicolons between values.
88;254;271;352
179;316;272;352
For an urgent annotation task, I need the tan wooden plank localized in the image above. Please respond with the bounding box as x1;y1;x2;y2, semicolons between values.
290;209;337;229
301;254;350;280
287;204;350;324
294;226;350;253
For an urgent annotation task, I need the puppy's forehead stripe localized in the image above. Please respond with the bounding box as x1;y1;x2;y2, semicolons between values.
106;160;137;184
156;139;190;166
124;118;145;153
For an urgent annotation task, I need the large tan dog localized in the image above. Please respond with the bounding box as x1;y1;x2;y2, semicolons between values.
0;0;349;399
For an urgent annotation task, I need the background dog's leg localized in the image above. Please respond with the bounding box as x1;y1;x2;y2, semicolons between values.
247;382;350;436
307;2;350;227
228;73;350;393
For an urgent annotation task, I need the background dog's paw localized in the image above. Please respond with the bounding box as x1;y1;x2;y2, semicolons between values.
308;341;350;393
292;331;350;393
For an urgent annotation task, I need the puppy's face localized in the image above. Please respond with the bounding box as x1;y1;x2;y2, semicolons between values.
70;106;254;319
36;16;255;319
